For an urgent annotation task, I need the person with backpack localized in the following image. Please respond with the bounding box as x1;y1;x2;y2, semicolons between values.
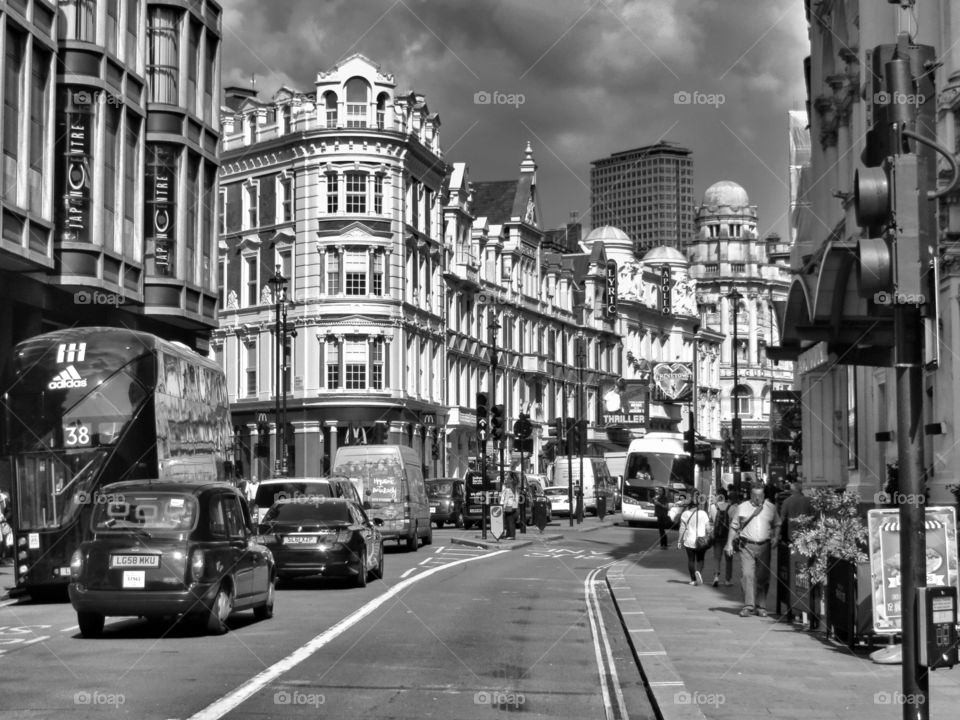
709;489;734;587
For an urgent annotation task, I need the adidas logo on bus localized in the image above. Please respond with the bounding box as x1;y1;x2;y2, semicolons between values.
48;365;87;390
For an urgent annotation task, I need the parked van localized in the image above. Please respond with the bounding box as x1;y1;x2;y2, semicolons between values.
549;457;616;515
250;476;362;524
331;445;431;551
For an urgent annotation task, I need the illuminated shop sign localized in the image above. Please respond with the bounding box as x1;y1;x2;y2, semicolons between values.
145;144;177;276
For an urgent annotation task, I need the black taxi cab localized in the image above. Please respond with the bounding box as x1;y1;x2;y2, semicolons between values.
68;480;276;637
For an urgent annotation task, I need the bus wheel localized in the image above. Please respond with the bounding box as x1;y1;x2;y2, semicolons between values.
77;612;104;638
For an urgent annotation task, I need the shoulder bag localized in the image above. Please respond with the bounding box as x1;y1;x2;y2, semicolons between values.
732;504;763;552
694;510;713;551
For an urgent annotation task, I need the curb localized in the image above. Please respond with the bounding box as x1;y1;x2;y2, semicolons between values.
605;560;709;720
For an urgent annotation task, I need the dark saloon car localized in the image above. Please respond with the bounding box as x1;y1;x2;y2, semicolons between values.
257;497;384;587
426;478;465;529
68;481;276;638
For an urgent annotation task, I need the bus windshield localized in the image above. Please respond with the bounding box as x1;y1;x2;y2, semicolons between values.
5;359;149;531
624;452;692;486
15;449;109;530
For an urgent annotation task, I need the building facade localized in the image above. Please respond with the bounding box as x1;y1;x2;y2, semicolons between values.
772;1;960;504
590;227;723;461
214;54;451;481
689;181;793;480
589;141;695;255
0;0;223;364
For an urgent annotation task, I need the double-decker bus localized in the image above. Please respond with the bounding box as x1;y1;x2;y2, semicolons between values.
1;327;232;597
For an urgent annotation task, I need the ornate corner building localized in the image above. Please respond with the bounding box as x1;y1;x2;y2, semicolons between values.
0;0;223;360
213;54;450;480
688;181;793;479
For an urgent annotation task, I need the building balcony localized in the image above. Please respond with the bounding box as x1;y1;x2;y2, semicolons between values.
522;353;548;376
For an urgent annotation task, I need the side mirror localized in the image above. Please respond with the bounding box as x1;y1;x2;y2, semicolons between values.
372;517;384;526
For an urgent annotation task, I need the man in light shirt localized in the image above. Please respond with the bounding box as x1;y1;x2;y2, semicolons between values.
725;484;781;617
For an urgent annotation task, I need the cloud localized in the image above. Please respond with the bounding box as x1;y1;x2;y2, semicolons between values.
219;0;808;239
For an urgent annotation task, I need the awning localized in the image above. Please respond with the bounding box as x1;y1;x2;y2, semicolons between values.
768;240;894;365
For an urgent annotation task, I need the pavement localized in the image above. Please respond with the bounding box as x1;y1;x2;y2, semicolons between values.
605;539;960;720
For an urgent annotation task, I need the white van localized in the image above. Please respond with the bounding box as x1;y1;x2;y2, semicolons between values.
549;457;616;515
332;445;431;551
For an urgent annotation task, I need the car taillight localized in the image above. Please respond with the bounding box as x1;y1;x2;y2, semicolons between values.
189;549;205;582
69;549;83;579
404;502;411;519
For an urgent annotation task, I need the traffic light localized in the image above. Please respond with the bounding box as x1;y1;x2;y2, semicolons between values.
854;38;937;307
553;417;565;444
490;404;505;442
566;418;584;456
476;392;488;440
514;414;533;453
684;428;696;456
513;414;531;440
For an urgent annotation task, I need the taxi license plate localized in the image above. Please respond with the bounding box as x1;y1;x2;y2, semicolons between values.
283;535;318;545
110;554;160;568
122;571;145;589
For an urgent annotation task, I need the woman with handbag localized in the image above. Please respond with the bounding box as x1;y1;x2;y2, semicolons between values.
678;492;712;585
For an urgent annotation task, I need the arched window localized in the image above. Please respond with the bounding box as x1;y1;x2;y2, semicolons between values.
376;92;390;129
323;91;338;128
731;385;752;416
345;77;370;127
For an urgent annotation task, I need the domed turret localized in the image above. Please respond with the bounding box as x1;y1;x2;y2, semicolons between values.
642;245;688;267
583;225;633;262
702;181;750;208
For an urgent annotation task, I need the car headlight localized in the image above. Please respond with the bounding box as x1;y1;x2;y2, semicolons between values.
189;549;205;582
69;549;83;580
335;530;352;544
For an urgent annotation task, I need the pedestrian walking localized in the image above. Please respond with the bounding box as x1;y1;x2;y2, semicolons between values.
0;492;13;565
501;477;518;540
678;492;712;585
708;489;733;587
653;487;671;549
725;483;781;617
776;479;814;619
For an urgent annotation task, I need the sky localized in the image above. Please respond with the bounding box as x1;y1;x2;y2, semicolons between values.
219;0;809;241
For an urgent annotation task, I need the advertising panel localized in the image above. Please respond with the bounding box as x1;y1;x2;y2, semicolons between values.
651;362;693;403
868;507;959;633
601;380;649;430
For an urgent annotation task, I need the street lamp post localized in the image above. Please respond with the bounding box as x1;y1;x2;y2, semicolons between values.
727;289;743;495
268;266;289;478
576;332;586;525
483;313;501;541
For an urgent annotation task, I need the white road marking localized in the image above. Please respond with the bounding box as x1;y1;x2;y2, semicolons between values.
399;568;416;579
61;625;79;633
0;599;19;608
585;568;629;720
186;548;510;720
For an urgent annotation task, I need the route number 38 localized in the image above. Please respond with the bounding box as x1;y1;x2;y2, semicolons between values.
63;423;91;447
